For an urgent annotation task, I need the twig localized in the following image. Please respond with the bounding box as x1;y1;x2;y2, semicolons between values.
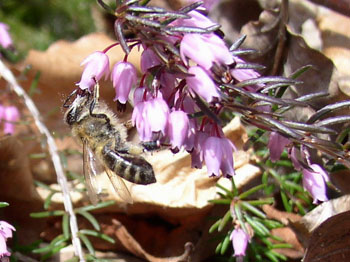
271;0;288;75
0;60;85;262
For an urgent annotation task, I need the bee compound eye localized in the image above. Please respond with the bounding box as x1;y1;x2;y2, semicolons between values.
65;108;78;125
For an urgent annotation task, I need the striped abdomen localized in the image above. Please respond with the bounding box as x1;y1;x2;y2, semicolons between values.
102;146;156;185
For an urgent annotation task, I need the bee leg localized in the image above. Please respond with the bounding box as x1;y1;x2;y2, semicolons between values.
115;144;142;155
63;89;78;108
88;96;111;125
141;140;161;152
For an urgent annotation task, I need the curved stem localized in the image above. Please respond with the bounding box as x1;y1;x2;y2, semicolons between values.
0;60;85;262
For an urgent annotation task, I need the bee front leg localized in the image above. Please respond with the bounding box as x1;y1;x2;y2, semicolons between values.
89;98;111;125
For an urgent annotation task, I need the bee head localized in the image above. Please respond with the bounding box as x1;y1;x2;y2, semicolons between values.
64;95;90;125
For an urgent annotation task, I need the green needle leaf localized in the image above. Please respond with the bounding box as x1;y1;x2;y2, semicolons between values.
77;210;100;231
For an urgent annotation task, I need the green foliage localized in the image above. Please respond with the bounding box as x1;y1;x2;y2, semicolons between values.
209;128;314;261
0;0;97;60
30;177;116;261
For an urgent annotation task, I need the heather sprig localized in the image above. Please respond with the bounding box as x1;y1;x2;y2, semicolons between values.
74;0;350;180
70;1;350;260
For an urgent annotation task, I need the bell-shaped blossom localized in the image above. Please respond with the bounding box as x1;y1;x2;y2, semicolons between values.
268;132;290;162
160;72;177;104
180;34;214;70
302;164;329;204
230;228;250;257
290;146;302;171
2;106;20;135
0;23;13;49
132;97;169;141
203;136;236;177
140;48;161;73
111;61;137;104
0;235;10;258
180;33;233;70
230;56;263;91
173;10;217;28
0;222;15;239
190;131;209;169
76;51;110;90
184;119;197;152
167;110;189;152
0;221;15;258
186;66;220;102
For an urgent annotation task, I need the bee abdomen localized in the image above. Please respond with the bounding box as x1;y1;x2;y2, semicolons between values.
102;147;156;185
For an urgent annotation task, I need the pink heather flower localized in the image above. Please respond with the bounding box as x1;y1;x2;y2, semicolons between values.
267;132;290;162
0;221;15;258
186;66;220;102
290;147;302;171
160;73;177;103
0;23;13;49
0;222;15;239
302;164;329;204
132;97;169;141
173;10;217;28
111;61;137;104
180;33;233;70
191;131;209;168
167;110;189;152
0;236;10;258
230;228;250;257
230;56;263;91
76;51;110;90
3;106;20;135
203;136;236;177
0;105;4;119
184;119;197;152
140;48;161;73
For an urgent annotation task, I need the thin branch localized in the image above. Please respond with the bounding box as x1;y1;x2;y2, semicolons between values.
0;60;85;262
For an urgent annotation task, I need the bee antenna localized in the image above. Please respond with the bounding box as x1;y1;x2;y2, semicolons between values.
63;89;78;108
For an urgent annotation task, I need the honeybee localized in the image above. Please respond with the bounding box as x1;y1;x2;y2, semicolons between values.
64;83;156;204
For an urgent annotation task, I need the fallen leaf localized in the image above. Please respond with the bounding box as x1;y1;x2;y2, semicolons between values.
303;210;350;262
291;195;350;247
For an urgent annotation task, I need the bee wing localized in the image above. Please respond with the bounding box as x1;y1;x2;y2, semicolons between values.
105;168;133;204
83;139;102;205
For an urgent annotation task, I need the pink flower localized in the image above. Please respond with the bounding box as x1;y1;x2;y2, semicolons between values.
2;106;20;135
0;23;13;49
111;61;137;104
230;228;250;257
167;110;189;152
230;56;263;91
302;164;329;204
180;33;233;70
0;236;10;258
140;48;161;73
132;97;169;141
186;66;220;102
76;51;110;90
160;73;177;103
267;132;290;162
190;131;209;169
0;221;15;258
173;10;217;28
290;147;302;171
203;136;236;177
